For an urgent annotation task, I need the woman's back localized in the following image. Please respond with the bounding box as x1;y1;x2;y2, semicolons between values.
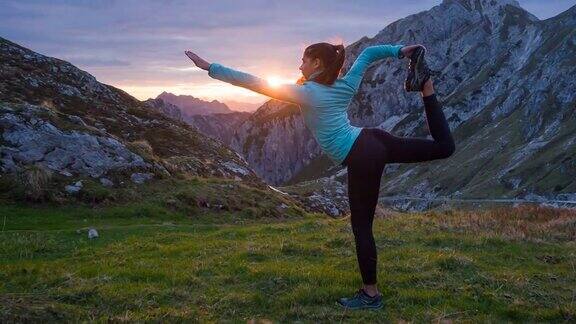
299;79;361;164
207;43;404;165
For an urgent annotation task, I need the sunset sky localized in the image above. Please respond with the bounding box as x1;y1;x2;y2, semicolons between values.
1;0;573;110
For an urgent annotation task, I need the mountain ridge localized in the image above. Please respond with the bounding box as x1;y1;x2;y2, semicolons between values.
156;91;233;116
210;0;576;212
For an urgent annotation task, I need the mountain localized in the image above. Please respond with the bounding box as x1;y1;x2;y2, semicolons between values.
144;95;322;186
229;100;323;185
186;111;251;146
342;0;575;207
144;98;183;121
222;0;575;211
224;99;264;112
143;97;251;147
0;36;265;192
156;91;233;116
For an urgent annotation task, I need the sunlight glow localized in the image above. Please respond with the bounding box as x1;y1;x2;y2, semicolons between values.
266;76;294;88
117;82;268;104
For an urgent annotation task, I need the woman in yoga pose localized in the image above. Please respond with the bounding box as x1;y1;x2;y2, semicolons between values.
185;42;455;310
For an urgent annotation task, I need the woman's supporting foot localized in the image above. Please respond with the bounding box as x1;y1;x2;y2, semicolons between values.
337;288;384;310
362;284;379;297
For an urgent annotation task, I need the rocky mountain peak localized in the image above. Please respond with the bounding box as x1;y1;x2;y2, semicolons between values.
156;91;232;116
442;0;521;10
440;0;538;24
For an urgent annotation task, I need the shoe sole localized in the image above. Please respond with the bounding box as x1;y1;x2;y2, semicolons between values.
335;301;384;310
405;69;415;92
410;47;426;91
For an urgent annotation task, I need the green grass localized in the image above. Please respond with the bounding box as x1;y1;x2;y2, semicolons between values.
1;204;575;322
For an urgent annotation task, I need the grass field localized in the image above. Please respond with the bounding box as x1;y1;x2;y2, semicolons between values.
1;203;575;322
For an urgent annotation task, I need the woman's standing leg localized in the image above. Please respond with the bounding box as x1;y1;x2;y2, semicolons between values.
345;129;388;296
347;162;382;290
337;130;389;309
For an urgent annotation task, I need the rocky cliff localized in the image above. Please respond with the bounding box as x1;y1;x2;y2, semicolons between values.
228;100;324;185
186;111;251;146
0;36;264;195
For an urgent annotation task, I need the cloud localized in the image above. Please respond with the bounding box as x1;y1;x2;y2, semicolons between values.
1;0;573;101
60;57;131;67
519;0;575;19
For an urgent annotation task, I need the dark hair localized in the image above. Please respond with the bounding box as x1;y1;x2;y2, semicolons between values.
299;42;345;86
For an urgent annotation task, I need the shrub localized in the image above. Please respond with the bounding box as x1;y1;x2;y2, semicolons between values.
127;139;155;160
77;179;115;204
17;164;53;202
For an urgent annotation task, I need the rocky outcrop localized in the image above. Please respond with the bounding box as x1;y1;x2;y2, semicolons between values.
0;104;149;177
144;98;183;121
278;168;350;217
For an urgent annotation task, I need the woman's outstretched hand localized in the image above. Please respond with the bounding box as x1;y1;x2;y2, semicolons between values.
185;50;211;71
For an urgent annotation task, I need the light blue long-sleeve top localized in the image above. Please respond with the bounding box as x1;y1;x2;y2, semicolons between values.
207;44;404;165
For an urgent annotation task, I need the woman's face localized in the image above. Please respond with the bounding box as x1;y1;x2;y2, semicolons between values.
299;54;322;80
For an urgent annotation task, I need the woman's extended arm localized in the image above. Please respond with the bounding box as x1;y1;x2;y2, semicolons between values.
207;63;309;105
340;44;406;92
185;50;309;105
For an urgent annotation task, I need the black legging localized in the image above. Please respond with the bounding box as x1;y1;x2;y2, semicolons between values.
340;93;455;285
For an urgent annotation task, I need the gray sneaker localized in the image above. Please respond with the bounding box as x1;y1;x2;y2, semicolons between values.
336;288;384;310
405;46;435;92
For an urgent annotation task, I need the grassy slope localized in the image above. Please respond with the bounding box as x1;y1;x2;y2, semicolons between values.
284;154;335;186
1;203;575;322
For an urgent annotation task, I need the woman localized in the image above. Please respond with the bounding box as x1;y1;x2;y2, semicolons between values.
185;42;455;310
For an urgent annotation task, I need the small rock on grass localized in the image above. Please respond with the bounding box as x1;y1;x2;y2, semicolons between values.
65;180;83;194
130;172;153;184
88;228;99;239
99;177;114;187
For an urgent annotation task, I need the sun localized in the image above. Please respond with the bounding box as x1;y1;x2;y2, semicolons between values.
266;75;295;88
